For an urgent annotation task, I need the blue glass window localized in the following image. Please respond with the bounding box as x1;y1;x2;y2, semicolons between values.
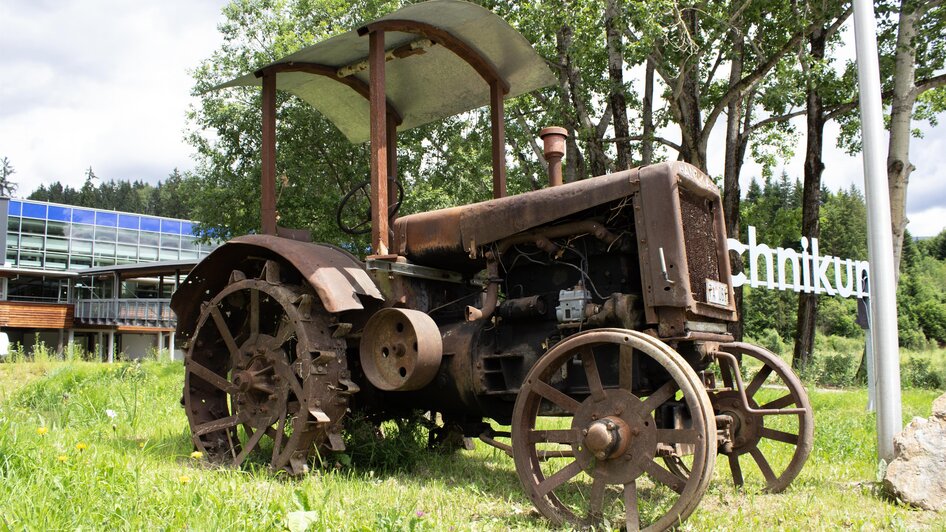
161;220;182;235
140;217;160;232
96;212;117;227
118;214;140;230
47;205;71;222
8;200;22;216
22;202;46;219
73;208;95;224
181;222;194;235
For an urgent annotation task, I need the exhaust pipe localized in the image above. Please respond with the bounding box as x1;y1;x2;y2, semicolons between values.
539;126;568;187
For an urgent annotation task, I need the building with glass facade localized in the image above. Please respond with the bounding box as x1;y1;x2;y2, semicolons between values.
0;197;217;360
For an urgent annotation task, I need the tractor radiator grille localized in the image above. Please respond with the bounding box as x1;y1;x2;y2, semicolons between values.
679;189;720;303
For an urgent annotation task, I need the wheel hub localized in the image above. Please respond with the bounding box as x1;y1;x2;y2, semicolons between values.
584;416;632;460
572;388;658;485
713;391;762;451
233;348;285;427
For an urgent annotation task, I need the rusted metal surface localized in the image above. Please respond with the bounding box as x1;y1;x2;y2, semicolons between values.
633;162;738;327
360;308;443;391
464;254;499;322
369;29;390;256
261;72;277;236
539;126;567;187
490;80;506;198
172;235;383;340
387;114;399;226
497;295;547;320
393;169;640;265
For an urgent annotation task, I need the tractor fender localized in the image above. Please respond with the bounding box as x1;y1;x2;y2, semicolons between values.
172;235;383;340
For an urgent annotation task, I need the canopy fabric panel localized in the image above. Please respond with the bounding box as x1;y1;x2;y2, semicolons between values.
215;0;556;143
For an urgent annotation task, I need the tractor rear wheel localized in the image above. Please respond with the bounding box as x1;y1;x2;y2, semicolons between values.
182;260;354;474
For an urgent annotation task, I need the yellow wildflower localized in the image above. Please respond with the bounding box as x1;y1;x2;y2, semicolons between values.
75;442;88;451
178;475;191;484
57;455;68;462
36;427;48;436
190;451;203;460
138;442;145;449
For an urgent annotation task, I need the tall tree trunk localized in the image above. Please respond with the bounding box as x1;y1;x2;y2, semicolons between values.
724;27;745;341
675;7;706;172
641;59;655;166
555;26;584;183
793;26;827;372
887;0;920;279
605;0;630;170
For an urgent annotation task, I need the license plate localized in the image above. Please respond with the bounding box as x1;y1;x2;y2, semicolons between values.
706;279;729;307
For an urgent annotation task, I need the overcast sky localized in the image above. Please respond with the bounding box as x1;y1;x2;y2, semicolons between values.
1;0;944;237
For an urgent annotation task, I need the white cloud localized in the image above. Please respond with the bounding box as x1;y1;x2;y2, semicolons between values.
0;0;228;192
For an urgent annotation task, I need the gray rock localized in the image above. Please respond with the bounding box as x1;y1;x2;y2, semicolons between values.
883;394;946;511
932;393;946;420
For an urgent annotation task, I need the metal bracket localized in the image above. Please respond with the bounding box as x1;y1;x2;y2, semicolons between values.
365;259;464;284
711;351;807;416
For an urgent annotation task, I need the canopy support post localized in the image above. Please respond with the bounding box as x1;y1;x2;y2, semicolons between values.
369;29;390;255
490;80;507;199
261;72;277;236
387;113;398;229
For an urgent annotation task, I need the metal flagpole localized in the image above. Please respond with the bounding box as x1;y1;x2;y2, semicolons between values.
852;0;902;461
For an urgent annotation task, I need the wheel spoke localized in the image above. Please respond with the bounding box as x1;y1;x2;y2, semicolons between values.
187;360;237;394
270;411;288;467
277;363;305;401
619;345;634;390
536;459;583;496
641;380;679;413
745;365;773;397
624;481;640;532
580;348;607;401
761;393;796;410
656;428;700;445
531;380;581;414
194;413;244;437
249;289;260;337
729;453;744;486
536;449;575;461
233;425;267;466
209;306;241;359
588;474;606;521
760;427;799;445
529;429;581;444
643;459;685;494
749;446;778;485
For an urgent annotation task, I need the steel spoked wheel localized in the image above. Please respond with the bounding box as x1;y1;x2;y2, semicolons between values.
512;329;716;531
182;261;353;474
714;342;814;493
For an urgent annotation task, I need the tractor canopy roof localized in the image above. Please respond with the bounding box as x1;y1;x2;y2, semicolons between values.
216;0;556;143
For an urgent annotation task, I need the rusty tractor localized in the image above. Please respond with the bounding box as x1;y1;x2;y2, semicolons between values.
173;1;813;529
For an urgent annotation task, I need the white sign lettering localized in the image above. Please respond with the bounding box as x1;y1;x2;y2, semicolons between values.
727;226;869;298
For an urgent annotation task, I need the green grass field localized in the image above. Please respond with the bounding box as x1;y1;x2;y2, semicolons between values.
0;360;943;530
